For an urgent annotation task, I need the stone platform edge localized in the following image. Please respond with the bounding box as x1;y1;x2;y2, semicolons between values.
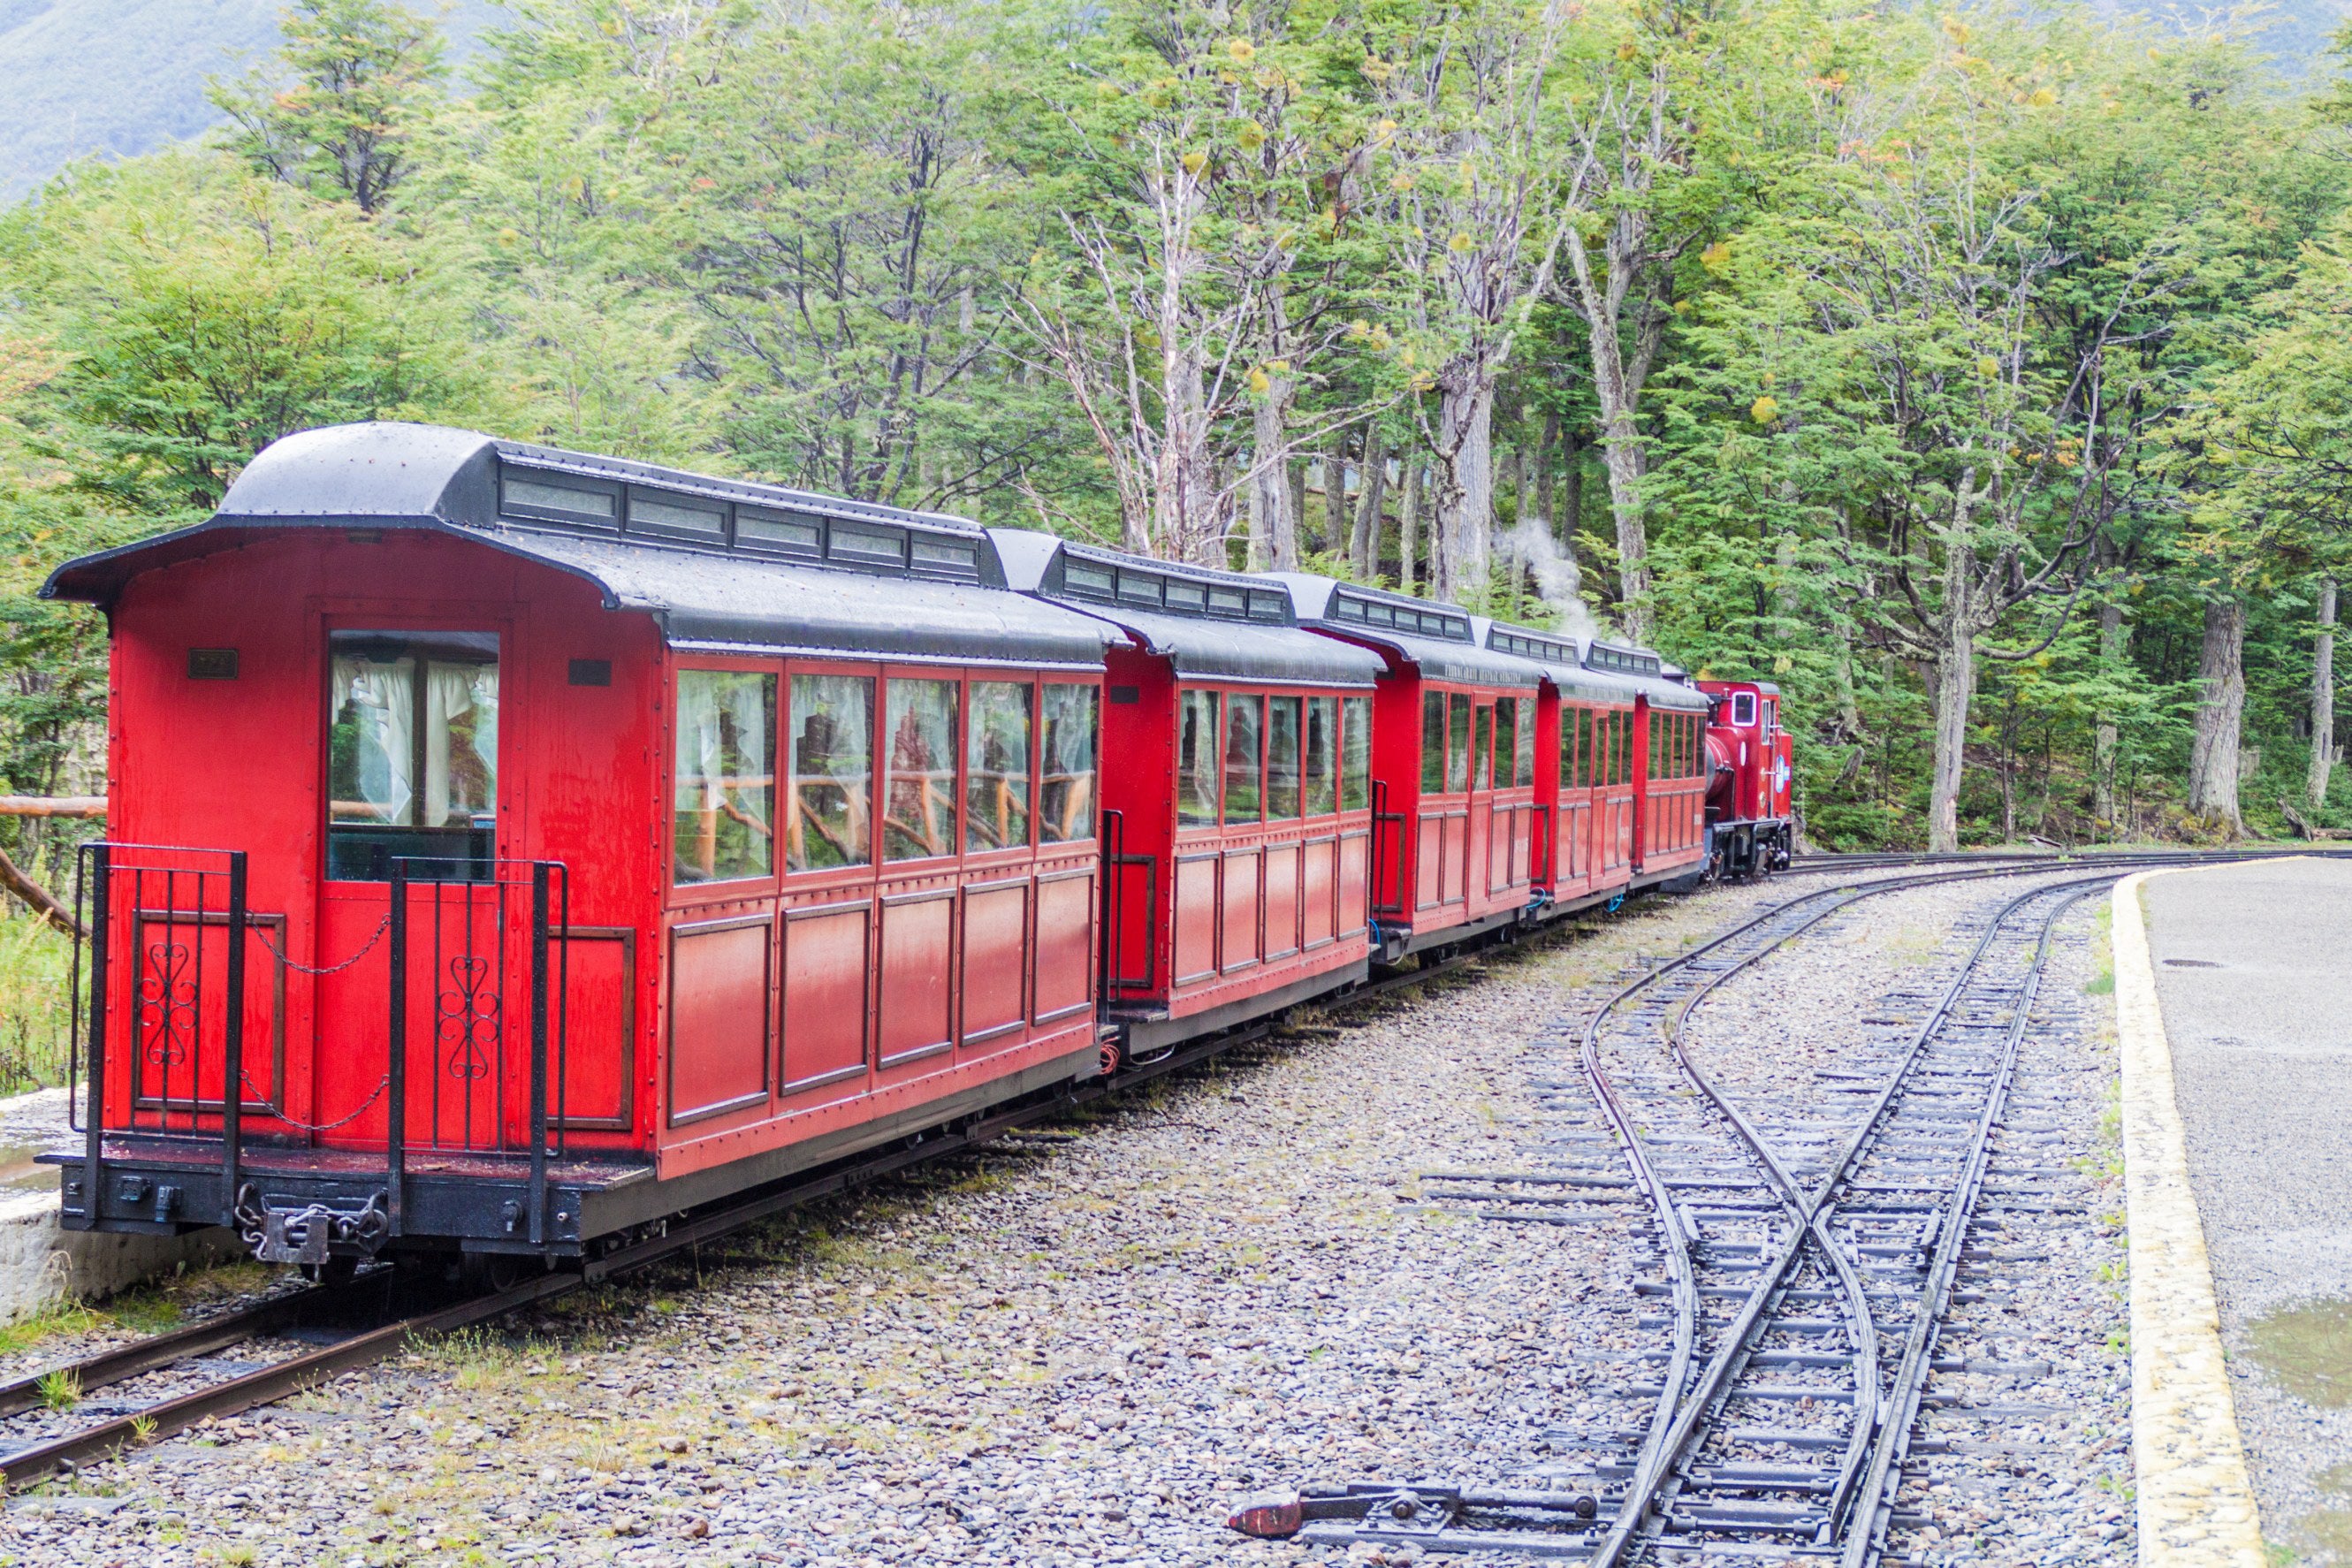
0;1088;239;1321
2113;868;2264;1567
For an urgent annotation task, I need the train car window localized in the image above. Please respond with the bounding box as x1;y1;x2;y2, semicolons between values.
1732;691;1757;727
1514;697;1535;788
829;522;907;570
1560;707;1579;789
1040;683;1099;841
1491;701;1514;790
735;506;823;558
883;679;959;861
787;674;873;871
1222;694;1265;823
1304;697;1337;815
964;681;1032;851
670;667;773;886
1342;696;1371;811
328;630;502;882
1473;704;1493;791
1178;690;1221;827
1420;692;1446;793
1266;697;1303;819
628;490;727;542
1447;693;1472;793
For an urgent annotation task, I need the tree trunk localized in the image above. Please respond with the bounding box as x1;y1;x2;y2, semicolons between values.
1432;373;1493;602
2311;576;2337;812
1398;463;1422;595
1249;377;1297;570
1536;412;1559;530
1350;421;1385;581
1559;438;1582;549
1927;620;1975;853
2186;595;2247;834
1320;429;1349;559
1497;446;1520;529
2092;599;2127;831
1287;457;1306;553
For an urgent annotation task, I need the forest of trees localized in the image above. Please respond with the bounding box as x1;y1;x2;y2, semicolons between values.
7;0;2352;888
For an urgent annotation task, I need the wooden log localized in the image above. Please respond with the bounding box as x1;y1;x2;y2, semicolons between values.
0;795;106;818
0;846;83;940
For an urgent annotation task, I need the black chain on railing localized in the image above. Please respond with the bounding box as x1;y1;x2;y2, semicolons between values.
236;1071;390;1135
250;915;391;978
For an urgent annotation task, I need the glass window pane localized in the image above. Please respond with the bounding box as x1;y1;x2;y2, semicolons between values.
1473;704;1493;790
1266;696;1302;819
1040;682;1098;842
1492;700;1514;792
672;668;775;885
1223;695;1264;823
1516;697;1535;788
329;630;501;882
1420;690;1445;793
1303;697;1337;817
964;681;1032;852
1559;705;1577;789
1342;696;1371;811
788;674;872;871
1178;690;1222;827
1446;693;1471;793
883;679;958;861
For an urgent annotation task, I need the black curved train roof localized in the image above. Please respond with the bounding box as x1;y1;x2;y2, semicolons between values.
45;421;1692;690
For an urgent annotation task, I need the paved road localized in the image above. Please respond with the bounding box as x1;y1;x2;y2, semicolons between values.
2143;855;2352;1562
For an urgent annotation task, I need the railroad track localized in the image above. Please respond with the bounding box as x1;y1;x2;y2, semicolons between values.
0;911;1578;1494
1247;849;2287;1562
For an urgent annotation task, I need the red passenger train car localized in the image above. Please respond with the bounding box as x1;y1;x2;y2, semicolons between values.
987;533;1387;1053
38;422;1775;1272
1270;576;1549;960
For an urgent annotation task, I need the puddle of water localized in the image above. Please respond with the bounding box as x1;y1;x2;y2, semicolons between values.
2248;1298;2352;1407
0;1143;56;1194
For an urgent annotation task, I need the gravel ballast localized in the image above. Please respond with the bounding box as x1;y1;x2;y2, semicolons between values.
0;868;2134;1568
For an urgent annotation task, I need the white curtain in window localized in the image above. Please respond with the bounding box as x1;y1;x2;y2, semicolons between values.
334;656;415;825
676;672;723;811
725;674;770;833
423;666;481;827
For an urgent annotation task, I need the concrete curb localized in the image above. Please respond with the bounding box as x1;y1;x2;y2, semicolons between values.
2113;870;2264;1567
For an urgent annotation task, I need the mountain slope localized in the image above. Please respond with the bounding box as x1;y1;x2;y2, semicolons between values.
0;0;499;204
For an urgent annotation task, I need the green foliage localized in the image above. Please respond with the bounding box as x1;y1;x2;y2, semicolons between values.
0;0;2348;856
209;0;446;214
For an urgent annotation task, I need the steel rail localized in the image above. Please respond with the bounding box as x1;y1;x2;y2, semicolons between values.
0;910;1576;1492
1625;875;2114;1561
1580;848;2298;1566
1832;884;2099;1568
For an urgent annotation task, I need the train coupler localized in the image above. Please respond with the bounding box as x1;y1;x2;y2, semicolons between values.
236;1184;391;1266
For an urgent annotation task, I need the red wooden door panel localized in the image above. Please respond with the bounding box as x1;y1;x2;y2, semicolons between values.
1264;843;1300;961
959;879;1029;1048
1442;815;1469;903
556;926;632;1130
1175;855;1218;985
878;890;954;1067
1339;831;1369;938
1302;837;1337;949
780;902;870;1093
666;915;771;1127
1031;869;1094;1024
1487;803;1511;893
1416;815;1444;910
1220;849;1261;972
125;908;284;1119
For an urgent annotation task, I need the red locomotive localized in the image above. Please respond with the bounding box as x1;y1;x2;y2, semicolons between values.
38;422;1784;1271
1699;679;1795;879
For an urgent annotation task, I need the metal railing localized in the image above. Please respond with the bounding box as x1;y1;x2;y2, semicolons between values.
387;857;570;1244
65;843;574;1247
68;843;252;1229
